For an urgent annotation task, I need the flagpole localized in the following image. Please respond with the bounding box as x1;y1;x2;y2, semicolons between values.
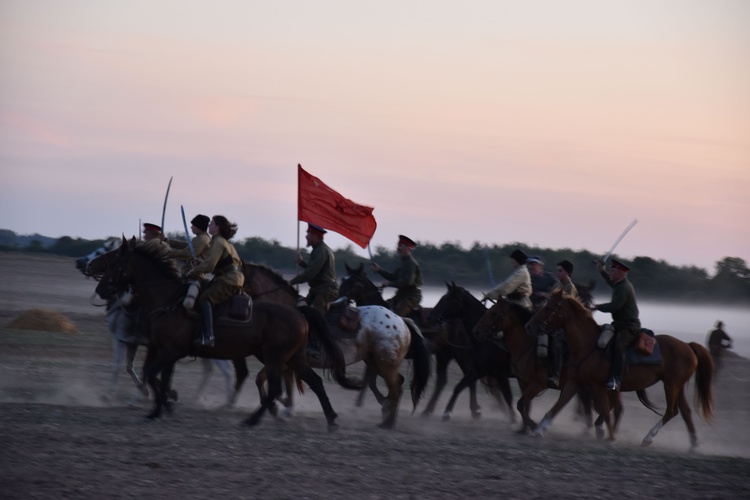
367;243;374;262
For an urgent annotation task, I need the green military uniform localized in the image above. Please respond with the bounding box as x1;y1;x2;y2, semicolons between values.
376;254;423;316
190;235;245;307
595;270;641;347
290;240;338;314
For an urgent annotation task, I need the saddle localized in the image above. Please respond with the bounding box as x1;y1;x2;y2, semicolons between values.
185;291;254;325
599;325;662;365
326;301;361;334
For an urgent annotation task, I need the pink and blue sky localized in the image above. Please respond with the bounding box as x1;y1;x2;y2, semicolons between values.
1;1;748;272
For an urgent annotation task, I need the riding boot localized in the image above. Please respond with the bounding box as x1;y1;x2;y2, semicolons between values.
606;347;625;391
200;301;215;347
307;329;321;359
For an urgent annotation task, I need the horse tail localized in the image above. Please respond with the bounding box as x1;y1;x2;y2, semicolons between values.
689;342;714;422
635;389;662;416
403;318;431;412
298;306;363;391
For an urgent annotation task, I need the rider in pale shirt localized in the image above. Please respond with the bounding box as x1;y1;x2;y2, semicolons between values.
485;249;532;311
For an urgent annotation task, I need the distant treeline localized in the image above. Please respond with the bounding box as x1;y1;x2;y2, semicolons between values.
1;229;748;303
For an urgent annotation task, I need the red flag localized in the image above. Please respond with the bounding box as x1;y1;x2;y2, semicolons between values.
297;164;377;249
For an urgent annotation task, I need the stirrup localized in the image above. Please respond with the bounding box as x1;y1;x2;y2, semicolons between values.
605;377;620;391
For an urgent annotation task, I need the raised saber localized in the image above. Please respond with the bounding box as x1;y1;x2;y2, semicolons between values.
161;176;173;232
484;246;496;287
180;205;197;258
602;218;638;263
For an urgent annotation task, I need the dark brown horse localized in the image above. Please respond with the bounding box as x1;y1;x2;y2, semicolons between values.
526;289;714;448
339;263;512;419
96;238;362;431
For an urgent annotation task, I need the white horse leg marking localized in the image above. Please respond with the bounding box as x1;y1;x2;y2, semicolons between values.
532;417;552;437
642;420;663;446
213;359;234;405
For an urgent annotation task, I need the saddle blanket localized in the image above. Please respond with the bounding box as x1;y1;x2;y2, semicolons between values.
626;329;662;365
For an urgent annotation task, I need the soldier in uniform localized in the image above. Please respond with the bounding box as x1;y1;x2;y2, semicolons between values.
290;223;339;315
142;222;164;241
371;235;423;316
187;216;245;346
168;214;211;275
594;258;640;391
527;255;559;310
484;249;532;311
546;259;578;387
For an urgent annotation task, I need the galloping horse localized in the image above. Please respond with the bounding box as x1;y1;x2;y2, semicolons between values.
96;238;362;430
428;283;516;422
77;241;236;405
243;262;431;429
526;289;713;448
471;287;656;436
339;263;505;419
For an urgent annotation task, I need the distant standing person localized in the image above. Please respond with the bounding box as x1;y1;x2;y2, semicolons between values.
707;320;733;376
371;235;423;316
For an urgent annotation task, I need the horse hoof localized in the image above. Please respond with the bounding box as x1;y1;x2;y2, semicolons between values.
641;439;653;447
441;413;451;422
168;390;179;402
471;411;482;420
420;410;432;419
243;418;260;427
328;422;339;432
378;421;395;430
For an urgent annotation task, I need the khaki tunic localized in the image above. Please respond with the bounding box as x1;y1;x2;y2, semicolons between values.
169;233;211;276
376;254;423;315
290;241;338;313
561;279;578;299
190;236;244;306
486;266;532;310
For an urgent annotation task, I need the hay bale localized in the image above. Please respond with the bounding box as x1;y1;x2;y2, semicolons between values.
6;309;78;334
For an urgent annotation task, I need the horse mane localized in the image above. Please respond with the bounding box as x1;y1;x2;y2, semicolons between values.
563;293;595;320
245;262;299;297
133;240;182;279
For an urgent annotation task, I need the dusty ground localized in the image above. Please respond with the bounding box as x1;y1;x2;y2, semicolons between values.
0;252;749;499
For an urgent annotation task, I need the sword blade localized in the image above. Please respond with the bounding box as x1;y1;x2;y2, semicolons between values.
603;218;638;262
161;176;173;231
181;205;197;258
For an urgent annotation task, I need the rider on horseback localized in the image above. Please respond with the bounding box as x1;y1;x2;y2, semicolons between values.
370;234;423;316
546;259;578;388
484;249;532;311
594;258;640;392
289;223;339;314
186;216;245;346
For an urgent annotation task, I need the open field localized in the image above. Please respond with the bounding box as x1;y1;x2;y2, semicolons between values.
1;253;749;499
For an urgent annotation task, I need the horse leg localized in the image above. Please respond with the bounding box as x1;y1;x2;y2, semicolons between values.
228;359;248;407
254;367;277;418
468;381;481;418
531;380;581;437
676;388;699;449
379;364;404;429
144;347;168;420
442;373;477;422
161;362;177;416
287;354;339;431
589;386;615;442
214;359;234;407
105;339;124;399
355;363;377;407
495;376;517;424
246;363;282;426
279;368;295;417
194;358;212;402
422;352;449;416
642;383;682;447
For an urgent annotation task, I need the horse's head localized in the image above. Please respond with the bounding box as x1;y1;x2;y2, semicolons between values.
339;262;380;304
526;288;573;337
75;237;122;278
242;262;300;305
430;281;469;323
95;237;135;300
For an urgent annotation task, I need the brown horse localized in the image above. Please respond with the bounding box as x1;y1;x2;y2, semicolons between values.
526;289;714;448
96;238;362;431
340;263;513;419
243;262;431;429
471;286;659;436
